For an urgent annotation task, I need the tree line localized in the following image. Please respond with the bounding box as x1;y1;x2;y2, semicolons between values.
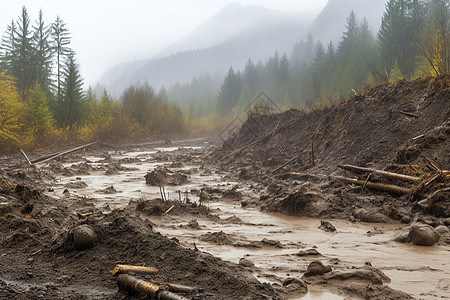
0;6;186;152
168;0;450;121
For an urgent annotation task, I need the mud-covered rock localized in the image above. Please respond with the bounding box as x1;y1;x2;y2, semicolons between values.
239;258;254;267
419;188;450;218
221;188;242;200
324;267;390;285
73;224;96;250
395;223;440;246
352;208;390;223
282;277;308;294
145;167;189;186
297;249;321;257
435;225;449;236
319;220;337;232
303;261;332;277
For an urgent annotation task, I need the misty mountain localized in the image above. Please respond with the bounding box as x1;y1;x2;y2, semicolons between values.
99;3;310;96
307;0;387;45
99;0;389;97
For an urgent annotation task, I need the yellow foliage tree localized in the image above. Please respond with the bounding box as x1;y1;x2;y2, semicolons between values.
0;75;27;150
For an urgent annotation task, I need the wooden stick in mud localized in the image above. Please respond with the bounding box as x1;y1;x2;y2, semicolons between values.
164;205;175;215
110;264;159;277
115;274;189;300
337;164;420;182
397;110;420;118
331;176;412;195
272;154;302;174
32;142;97;165
20;149;32;165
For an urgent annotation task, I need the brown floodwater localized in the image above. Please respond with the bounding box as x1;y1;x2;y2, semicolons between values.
46;143;450;299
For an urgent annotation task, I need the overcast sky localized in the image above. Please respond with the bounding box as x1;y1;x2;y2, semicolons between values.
0;0;328;86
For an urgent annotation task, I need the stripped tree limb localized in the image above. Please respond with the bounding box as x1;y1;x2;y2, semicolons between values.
337;164;420;182
110;264;158;277
331;176;412;195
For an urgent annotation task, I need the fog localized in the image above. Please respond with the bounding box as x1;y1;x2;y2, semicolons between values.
0;0;328;86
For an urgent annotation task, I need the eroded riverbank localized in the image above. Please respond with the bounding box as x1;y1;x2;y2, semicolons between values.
1;139;446;299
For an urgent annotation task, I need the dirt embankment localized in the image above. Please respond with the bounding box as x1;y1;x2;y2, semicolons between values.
0;167;278;299
212;76;450;226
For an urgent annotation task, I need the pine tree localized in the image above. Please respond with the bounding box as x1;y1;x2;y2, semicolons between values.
32;9;53;96
379;0;425;77
217;67;242;114
340;10;359;54
58;54;84;128
0;20;16;74
12;6;36;93
51;15;72;102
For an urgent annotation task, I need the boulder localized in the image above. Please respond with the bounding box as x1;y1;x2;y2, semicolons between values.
435;225;449;236
407;224;440;246
303;260;332;277
239;258;254;268
73;225;97;250
282;278;308;294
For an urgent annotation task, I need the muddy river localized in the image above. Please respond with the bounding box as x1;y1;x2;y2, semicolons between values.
44;141;450;299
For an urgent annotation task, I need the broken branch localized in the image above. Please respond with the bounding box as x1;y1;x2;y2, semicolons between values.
110;264;159;277
115;274;189;300
331;176;412;195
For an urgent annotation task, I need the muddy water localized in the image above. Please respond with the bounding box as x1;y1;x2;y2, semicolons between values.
46;144;450;300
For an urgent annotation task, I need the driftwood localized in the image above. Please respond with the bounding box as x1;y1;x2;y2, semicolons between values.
116;274;189;300
338;164;420;182
110;264;158;277
331;176;412;195
32;142;97;165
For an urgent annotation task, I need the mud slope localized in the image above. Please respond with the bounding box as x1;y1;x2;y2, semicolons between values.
0;180;278;299
221;77;449;171
213;76;450;220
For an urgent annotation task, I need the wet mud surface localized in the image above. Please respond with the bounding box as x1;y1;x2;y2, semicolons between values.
1;77;450;299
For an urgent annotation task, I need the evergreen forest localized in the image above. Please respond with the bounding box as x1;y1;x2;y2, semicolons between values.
0;0;449;151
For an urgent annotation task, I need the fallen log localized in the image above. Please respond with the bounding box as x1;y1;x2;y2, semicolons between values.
32;142;97;165
331;176;412;195
116;274;189;300
338;164;420;182
110;264;159;277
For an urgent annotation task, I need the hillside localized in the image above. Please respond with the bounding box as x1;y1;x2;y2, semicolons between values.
213;76;450;220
